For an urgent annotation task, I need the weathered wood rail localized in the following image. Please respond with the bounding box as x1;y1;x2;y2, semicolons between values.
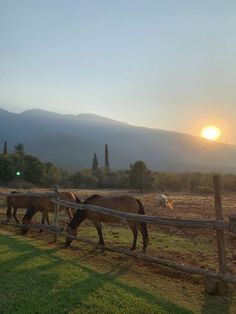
51;198;232;231
0;175;235;293
0;191;55;197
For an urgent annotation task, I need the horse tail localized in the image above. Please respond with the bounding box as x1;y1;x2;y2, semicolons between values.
136;199;149;244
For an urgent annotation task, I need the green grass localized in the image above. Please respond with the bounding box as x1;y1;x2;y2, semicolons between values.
0;232;194;314
0;225;235;314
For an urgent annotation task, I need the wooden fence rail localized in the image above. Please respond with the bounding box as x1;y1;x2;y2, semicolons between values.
52;198;233;232
0;191;56;197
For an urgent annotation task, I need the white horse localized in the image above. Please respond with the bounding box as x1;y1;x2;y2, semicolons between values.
158;194;174;210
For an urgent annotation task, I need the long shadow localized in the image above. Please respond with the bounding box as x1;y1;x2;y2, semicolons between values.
0;234;202;313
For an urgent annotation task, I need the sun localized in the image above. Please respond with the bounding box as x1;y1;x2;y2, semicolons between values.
201;125;221;141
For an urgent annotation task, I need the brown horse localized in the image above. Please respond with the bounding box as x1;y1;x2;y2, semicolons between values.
65;194;149;251
6;192;39;223
22;192;80;232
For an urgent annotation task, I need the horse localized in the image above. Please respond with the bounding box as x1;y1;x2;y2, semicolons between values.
65;194;149;251
22;192;80;233
158;194;174;210
6;191;39;223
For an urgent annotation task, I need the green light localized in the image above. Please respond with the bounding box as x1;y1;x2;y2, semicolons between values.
16;171;21;176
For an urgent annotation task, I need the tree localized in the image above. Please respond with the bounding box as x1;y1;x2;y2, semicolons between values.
42;163;62;186
23;155;45;184
92;153;98;171
0;155;15;183
14;142;25;156
71;170;98;188
105;144;109;169
129;161;154;192
3;141;7;156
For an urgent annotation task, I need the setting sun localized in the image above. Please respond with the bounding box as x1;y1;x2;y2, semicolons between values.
201;126;222;141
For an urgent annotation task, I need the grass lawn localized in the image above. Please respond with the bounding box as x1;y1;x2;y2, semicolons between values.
0;227;235;314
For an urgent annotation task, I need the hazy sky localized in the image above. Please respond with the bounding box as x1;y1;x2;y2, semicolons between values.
1;1;236;144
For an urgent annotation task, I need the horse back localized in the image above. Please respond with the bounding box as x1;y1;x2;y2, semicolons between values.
7;195;38;208
84;195;142;222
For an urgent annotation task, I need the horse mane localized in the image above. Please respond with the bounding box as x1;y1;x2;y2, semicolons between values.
69;208;87;230
23;206;38;222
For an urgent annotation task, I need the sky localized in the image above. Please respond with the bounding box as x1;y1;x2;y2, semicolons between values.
0;1;236;144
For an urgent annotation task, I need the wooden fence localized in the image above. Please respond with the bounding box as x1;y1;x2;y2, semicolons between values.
0;175;236;293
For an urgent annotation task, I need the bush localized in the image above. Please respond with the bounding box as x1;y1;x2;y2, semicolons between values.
7;180;35;189
193;186;214;195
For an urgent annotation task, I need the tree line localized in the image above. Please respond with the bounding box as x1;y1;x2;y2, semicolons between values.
0;142;64;187
1;141;236;193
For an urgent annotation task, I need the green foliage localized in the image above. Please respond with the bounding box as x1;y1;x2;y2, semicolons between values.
71;169;98;188
42;162;63;186
14;142;25;156
0;154;16;183
129;161;154;192
0;142;64;186
3;141;7;156
92;153;99;171
23;155;45;184
0;152;46;185
105;144;109;169
98;170;130;189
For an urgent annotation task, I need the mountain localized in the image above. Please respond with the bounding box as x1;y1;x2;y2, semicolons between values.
0;107;236;173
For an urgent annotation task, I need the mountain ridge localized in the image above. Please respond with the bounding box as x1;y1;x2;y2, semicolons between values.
1;107;236;173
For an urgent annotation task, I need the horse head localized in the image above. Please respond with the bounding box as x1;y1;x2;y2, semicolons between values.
65;223;77;248
22;206;37;234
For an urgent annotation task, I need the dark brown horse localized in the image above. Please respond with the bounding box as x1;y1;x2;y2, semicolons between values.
6;192;39;223
22;192;80;232
65;194;149;251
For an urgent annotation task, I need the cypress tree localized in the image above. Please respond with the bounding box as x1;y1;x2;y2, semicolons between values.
92;153;98;171
3;141;7;156
105;144;109;168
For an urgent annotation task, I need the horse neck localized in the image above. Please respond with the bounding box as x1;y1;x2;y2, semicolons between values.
69;209;87;230
23;207;38;222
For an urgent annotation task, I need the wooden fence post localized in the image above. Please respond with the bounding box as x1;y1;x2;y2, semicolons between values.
53;185;60;242
204;175;228;295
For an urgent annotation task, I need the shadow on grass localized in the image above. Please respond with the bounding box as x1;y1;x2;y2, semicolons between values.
0;233;230;314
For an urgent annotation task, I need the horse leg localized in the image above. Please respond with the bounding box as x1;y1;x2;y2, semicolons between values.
129;223;138;251
137;223;147;252
93;221;105;246
66;207;72;222
6;204;12;222
39;213;46;233
13;206;20;224
46;213;50;225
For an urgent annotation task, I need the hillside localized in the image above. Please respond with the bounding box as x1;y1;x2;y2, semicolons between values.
1;108;236;172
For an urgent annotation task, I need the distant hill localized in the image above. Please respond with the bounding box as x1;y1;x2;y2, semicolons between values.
1;107;236;173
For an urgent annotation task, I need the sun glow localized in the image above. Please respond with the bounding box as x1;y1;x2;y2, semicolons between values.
201;126;221;141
